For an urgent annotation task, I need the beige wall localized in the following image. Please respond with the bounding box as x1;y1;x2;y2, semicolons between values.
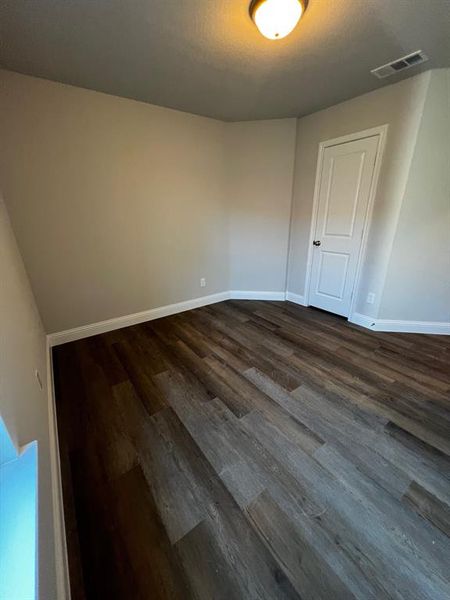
380;69;450;322
0;71;299;333
226;119;297;292
1;69;448;335
287;72;430;318
0;70;229;333
0;197;57;598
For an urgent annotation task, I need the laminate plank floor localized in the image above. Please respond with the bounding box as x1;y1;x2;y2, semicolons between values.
52;300;450;600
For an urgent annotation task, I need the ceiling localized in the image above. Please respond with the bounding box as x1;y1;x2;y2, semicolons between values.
1;0;449;121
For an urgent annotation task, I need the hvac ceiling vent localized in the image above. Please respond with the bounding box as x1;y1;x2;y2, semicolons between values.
371;51;428;79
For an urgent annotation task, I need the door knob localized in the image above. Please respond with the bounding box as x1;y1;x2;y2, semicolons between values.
313;240;321;246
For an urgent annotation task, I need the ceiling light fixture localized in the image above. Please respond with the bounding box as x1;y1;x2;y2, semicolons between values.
249;0;308;40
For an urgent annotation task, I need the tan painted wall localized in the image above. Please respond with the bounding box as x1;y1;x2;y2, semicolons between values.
0;71;301;333
0;197;57;598
226;119;297;292
0;70;229;333
287;72;430;318
1;68;448;336
380;69;450;322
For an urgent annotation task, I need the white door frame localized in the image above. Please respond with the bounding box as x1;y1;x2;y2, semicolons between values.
303;125;388;321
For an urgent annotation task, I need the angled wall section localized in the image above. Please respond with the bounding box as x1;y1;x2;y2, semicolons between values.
0;197;59;598
226;119;297;294
379;68;450;324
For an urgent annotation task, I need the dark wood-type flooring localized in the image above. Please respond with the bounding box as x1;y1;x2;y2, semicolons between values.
52;300;450;600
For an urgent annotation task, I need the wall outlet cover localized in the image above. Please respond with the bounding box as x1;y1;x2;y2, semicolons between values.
200;278;206;288
366;293;375;304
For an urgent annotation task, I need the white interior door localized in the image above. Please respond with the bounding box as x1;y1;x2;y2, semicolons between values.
309;135;379;317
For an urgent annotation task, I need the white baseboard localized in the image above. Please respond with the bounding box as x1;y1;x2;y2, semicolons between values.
229;290;286;301
46;341;70;600
285;292;307;306
349;312;377;329
47;291;231;346
350;313;450;335
48;294;450;348
373;319;450;335
47;290;290;347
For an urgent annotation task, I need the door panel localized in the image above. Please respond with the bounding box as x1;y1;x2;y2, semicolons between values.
309;135;379;317
322;152;364;237
317;252;349;299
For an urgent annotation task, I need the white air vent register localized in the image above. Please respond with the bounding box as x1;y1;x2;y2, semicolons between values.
371;51;428;79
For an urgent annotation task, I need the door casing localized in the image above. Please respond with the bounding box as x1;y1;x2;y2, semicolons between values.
303;125;388;321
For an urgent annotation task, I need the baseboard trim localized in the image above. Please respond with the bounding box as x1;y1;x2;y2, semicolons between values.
47;290;290;346
48;295;450;348
285;292;307;306
373;319;450;335
46;341;71;599
229;290;286;301
48;291;231;346
349;312;377;329
350;313;450;335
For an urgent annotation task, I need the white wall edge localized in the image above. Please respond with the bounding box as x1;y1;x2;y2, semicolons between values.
285;292;307;306
46;340;71;600
229;290;286;301
349;312;450;334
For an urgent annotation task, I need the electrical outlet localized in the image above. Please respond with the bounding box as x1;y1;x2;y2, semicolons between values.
35;369;43;390
200;278;206;288
366;292;375;305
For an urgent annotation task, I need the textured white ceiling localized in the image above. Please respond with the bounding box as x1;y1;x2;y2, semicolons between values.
1;0;449;121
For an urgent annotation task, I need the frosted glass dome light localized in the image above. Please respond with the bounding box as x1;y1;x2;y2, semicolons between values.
250;0;307;40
